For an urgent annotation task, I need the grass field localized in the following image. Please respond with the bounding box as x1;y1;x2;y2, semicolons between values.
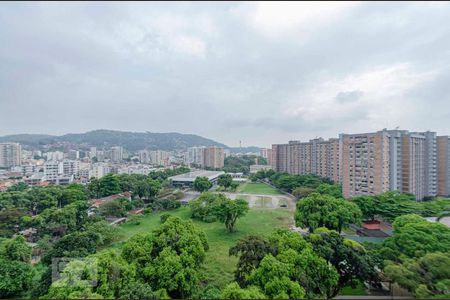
114;206;293;289
339;280;368;295
238;182;282;195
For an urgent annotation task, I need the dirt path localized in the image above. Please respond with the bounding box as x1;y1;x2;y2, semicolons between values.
221;192;296;211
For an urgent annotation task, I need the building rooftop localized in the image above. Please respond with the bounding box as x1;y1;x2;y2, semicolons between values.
169;170;225;182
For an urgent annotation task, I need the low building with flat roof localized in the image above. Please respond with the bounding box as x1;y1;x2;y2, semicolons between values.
169;170;225;187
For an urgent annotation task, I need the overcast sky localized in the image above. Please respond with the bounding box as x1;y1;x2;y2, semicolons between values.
1;2;450;147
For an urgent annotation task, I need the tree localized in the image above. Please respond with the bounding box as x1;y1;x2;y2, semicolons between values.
6;182;28;192
295;193;361;233
213;198;249;232
249;254;306;299
42;231;102;265
0;258;33;298
193;176;212;192
384;252;450;298
280;248;339;298
189;192;226;222
351;196;378;221
99;174;122;197
99;198;129;217
45;258;103;299
59;186;88;207
218;174;233;188
292;187;315;199
229;235;275;286
0;208;28;237
221;282;266;299
315;183;343;198
305;228;379;298
2;235;32;263
92;250;136;298
119;281;169;299
382;214;450;259
122;216;209;299
84;220;118;245
88;177;101;199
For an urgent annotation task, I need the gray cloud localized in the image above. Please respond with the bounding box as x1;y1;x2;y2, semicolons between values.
335;90;364;104
1;2;450;147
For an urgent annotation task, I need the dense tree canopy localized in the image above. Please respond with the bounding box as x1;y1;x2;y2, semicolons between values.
193;176;213;192
384;252;450;298
218;174;233;188
295;193;362;233
122;216;208;298
382;214;450;260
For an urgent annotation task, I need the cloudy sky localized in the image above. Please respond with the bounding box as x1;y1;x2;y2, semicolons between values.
1;2;450;147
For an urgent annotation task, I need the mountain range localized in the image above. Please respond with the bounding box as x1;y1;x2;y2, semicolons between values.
0;130;261;153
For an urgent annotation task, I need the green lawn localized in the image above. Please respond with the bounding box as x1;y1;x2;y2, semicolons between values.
238;182;282;195
114;206;293;289
339;280;368;295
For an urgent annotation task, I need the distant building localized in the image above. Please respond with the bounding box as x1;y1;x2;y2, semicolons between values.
0;143;22;168
44;161;63;180
67;150;80;160
89;147;97;159
44;151;64;161
110;146;123;162
138;150;150;164
149;150;170;166
89;162;110;179
203;146;225;169
341;130;391;199
62;160;80;176
437;136;450;197
271;128;440;200
187;146;205;165
260;148;273;166
168;170;225;187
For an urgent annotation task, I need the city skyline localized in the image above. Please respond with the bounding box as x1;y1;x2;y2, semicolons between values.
1;2;450;146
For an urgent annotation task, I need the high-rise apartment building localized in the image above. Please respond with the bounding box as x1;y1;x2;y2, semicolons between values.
139;150;150;164
67;150;80;160
260;148;273;166
437;136;450;196
271;139;339;182
386;130;437;200
187;146;205;165
149;150;170;166
0;143;22;168
340;130;391;199
44;160;63;180
89;147;97;159
272;129;439;200
110;146;123;162
203;146;225;169
62;160;80;176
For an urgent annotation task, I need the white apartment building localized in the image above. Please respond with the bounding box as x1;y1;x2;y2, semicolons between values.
62;160;80;177
89;163;110;179
44;160;63;180
139;150;150;164
0;143;22;168
45;151;64;161
149;150;170;166
187;146;205;165
110;146;123;162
